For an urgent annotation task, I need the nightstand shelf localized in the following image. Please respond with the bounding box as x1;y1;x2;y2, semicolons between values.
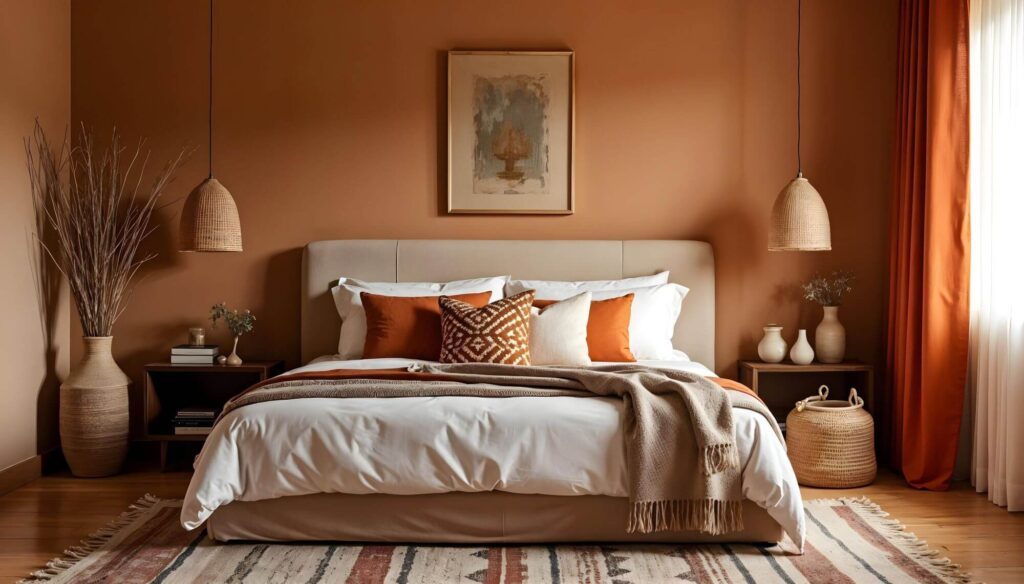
738;360;874;426
143;360;285;469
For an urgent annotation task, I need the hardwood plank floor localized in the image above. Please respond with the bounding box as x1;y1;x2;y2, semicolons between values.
0;464;191;582
0;464;1020;583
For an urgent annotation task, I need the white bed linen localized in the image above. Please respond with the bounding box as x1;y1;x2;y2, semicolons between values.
181;357;805;549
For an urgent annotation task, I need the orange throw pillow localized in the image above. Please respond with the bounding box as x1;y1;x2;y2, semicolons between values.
362;291;492;360
534;293;636;362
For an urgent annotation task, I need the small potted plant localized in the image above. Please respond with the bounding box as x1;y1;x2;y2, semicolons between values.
802;271;854;363
211;303;255;365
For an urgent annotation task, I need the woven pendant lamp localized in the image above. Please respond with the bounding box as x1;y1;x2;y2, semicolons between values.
770;173;831;251
180;0;242;253
179;178;242;251
769;0;831;252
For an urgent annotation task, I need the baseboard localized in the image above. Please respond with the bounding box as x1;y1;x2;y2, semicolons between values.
0;455;42;496
0;448;65;496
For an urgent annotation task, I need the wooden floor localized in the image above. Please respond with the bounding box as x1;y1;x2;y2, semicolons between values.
1;465;1021;583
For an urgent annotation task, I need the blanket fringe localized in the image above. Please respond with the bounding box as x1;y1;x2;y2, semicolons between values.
627;499;743;536
807;497;978;584
18;494;163;584
700;443;740;475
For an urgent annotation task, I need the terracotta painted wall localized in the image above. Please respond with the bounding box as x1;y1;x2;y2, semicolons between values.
70;0;897;435
0;0;70;472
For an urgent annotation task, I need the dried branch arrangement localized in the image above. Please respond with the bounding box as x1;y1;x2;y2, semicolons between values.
26;121;188;337
803;271;855;307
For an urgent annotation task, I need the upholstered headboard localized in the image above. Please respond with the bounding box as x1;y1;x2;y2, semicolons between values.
301;240;715;369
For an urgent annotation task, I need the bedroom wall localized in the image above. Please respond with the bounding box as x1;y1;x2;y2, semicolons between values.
0;0;70;484
70;0;897;435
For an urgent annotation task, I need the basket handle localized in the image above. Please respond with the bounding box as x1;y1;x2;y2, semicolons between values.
795;385;830;412
848;388;864;407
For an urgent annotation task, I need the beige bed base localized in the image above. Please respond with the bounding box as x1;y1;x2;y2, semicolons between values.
208;240;780;544
206;492;783;544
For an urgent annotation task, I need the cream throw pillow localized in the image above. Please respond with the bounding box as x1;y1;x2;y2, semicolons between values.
528;292;592;366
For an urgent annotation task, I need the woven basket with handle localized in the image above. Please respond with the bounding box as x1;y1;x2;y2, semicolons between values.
786;385;876;488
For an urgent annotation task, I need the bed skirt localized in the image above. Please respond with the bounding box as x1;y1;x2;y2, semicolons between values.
206;492;784;544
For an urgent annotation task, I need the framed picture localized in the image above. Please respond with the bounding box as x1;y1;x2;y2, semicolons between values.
447;50;574;215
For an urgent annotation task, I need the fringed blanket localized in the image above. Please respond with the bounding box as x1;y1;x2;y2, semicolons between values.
218;364;781;536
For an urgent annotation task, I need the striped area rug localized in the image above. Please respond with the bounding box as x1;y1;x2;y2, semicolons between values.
21;496;974;583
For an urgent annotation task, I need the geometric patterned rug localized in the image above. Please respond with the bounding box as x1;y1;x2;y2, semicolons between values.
20;496;975;583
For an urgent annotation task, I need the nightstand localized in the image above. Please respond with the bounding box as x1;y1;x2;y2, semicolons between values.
143;360;285;470
737;361;874;427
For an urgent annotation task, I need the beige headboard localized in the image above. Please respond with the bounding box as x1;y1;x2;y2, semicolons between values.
302;240;715;369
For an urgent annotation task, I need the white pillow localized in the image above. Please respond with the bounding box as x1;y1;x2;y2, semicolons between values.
589;284;688;360
331;276;508;359
505;271;670;299
529;292;592;366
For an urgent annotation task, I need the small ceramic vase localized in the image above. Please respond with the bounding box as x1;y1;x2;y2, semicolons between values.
790;329;815;365
227;336;243;365
815;305;846;363
757;325;788;363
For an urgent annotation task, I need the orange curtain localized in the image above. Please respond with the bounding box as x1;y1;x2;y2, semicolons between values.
886;0;970;490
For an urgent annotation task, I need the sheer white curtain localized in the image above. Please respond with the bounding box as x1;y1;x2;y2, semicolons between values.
969;0;1024;511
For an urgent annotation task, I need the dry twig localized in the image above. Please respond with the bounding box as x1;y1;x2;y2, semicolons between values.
26;121;188;336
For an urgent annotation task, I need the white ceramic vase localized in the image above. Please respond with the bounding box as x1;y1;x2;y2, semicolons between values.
226;336;243;365
815;305;846;363
757;325;788;363
790;329;815;365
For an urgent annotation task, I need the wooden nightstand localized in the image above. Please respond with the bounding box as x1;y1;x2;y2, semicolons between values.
143;360;285;469
737;361;874;426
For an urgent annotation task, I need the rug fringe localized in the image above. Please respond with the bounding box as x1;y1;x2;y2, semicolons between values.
806;496;978;584
627;499;743;535
18;494;163;584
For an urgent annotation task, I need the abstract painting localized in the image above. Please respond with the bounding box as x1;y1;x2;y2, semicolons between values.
448;51;573;214
473;74;549;194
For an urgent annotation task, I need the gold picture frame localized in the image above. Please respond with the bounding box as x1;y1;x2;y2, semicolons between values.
447;50;575;215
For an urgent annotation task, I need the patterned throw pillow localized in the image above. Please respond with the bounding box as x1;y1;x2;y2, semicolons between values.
439;290;535;365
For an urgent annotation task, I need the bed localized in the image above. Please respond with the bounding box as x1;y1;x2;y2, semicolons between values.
181;240;804;549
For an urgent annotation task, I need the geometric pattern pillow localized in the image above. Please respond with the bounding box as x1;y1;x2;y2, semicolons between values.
439;290;535;365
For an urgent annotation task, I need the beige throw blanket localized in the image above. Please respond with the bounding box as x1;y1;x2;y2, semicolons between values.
218;363;781;536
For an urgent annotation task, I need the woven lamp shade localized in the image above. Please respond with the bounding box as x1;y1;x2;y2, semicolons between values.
179;177;242;252
769;176;831;251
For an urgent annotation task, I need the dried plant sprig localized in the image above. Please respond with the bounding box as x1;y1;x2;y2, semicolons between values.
210;302;255;338
803;270;855;306
27;121;188;337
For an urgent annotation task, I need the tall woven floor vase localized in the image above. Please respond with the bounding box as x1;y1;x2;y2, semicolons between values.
60;337;130;477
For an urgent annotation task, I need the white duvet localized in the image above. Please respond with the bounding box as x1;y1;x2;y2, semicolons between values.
181;356;805;550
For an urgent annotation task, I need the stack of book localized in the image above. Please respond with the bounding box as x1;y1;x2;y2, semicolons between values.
172;407;218;435
170;344;219;364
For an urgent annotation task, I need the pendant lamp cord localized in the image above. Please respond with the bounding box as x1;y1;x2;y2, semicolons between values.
208;0;214;179
796;0;802;178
